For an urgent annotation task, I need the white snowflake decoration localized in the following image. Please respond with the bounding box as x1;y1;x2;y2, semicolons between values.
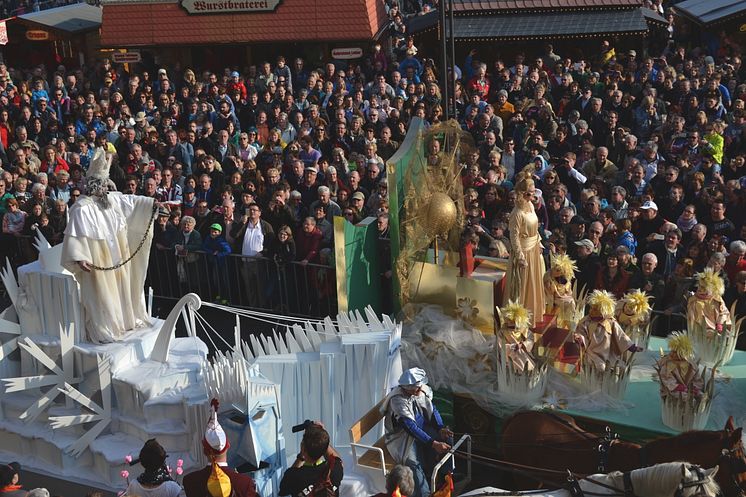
455;297;479;323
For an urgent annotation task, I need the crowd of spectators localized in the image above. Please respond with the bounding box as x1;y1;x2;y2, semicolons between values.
0;0;83;17
445;33;746;336
0;0;744;320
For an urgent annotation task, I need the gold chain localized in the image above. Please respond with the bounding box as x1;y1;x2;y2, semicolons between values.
90;201;159;271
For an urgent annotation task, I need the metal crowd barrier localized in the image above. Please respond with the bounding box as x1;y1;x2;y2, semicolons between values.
0;237;337;319
147;247;338;318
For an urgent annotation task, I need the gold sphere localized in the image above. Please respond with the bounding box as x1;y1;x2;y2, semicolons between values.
423;192;458;238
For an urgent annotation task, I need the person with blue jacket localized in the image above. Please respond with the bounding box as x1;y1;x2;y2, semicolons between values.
383;368;453;497
202;223;232;302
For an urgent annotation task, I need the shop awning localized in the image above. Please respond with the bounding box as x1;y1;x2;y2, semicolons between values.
405;10;438;35
451;0;641;12
445;8;648;41
674;0;746;26
17;2;101;33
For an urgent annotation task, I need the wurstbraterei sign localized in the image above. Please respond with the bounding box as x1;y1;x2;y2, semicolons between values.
180;0;281;14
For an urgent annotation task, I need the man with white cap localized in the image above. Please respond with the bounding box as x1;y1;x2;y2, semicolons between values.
636;199;665;256
183;399;258;497
383;367;452;497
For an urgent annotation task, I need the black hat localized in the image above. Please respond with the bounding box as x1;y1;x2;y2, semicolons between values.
183;185;195;194
0;463;19;487
570;215;587;226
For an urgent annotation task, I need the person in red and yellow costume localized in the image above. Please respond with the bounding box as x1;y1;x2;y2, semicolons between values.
182;399;258;497
543;253;577;329
499;299;536;372
657;332;704;401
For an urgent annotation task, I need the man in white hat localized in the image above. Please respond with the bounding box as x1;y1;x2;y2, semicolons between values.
61;147;157;343
383;367;452;497
183;399;258;497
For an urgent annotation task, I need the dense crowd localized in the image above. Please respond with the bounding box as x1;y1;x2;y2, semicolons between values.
0;0;744;319
0;0;82;17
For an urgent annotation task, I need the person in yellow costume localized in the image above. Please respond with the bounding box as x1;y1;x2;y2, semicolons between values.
616;289;652;331
574;290;643;371
657;332;704;401
499;299;536;372
687;268;731;337
503;168;545;327
543;253;577;328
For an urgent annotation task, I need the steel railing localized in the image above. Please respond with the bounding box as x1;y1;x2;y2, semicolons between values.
147;247;338;318
0;236;337;319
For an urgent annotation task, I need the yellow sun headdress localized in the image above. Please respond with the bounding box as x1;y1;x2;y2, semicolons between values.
588;290;617;319
622;289;652;315
696;268;725;297
551;253;578;280
500;299;532;330
667;332;694;360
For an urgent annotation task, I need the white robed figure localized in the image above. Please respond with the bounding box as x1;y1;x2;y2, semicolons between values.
61;148;157;343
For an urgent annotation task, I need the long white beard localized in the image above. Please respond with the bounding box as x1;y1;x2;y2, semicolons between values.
85;177;114;209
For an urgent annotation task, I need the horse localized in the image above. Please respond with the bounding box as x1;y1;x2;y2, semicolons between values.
500;411;746;496
461;462;720;497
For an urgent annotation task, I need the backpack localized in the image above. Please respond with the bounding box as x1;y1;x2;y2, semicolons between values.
309;457;337;497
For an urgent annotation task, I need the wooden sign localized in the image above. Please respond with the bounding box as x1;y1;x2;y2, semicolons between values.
180;0;281;14
112;51;142;63
331;47;363;60
25;30;49;41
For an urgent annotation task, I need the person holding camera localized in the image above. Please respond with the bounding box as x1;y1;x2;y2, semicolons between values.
383;368;453;497
279;423;343;497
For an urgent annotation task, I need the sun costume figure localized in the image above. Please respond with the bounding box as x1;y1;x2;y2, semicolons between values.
616;289;653;348
543;253;577;329
61;147;157;343
687;268;731;338
616;289;652;328
574;290;642;371
657;333;704;401
499;299;536;372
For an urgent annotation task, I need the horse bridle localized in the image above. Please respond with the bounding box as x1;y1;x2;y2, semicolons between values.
674;465;711;497
721;446;746;497
571;464;714;497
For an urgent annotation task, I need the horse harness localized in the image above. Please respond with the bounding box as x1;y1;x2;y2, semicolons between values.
543;413;618;474
674;465;709;497
597;426;618;473
721;446;746;497
564;464;712;497
637;436;746;497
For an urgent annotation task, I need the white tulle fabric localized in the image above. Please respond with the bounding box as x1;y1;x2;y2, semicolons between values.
400;304;746;430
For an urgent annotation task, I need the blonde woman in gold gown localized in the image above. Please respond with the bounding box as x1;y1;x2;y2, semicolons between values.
503;172;545;327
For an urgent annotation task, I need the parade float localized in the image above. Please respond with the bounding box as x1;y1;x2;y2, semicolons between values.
329;118;746;448
0;229;402;496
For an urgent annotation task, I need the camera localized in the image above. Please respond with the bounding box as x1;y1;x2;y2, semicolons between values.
291;420;313;433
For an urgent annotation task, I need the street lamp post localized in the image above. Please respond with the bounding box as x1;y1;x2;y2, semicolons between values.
439;0;450;120
448;0;456;119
